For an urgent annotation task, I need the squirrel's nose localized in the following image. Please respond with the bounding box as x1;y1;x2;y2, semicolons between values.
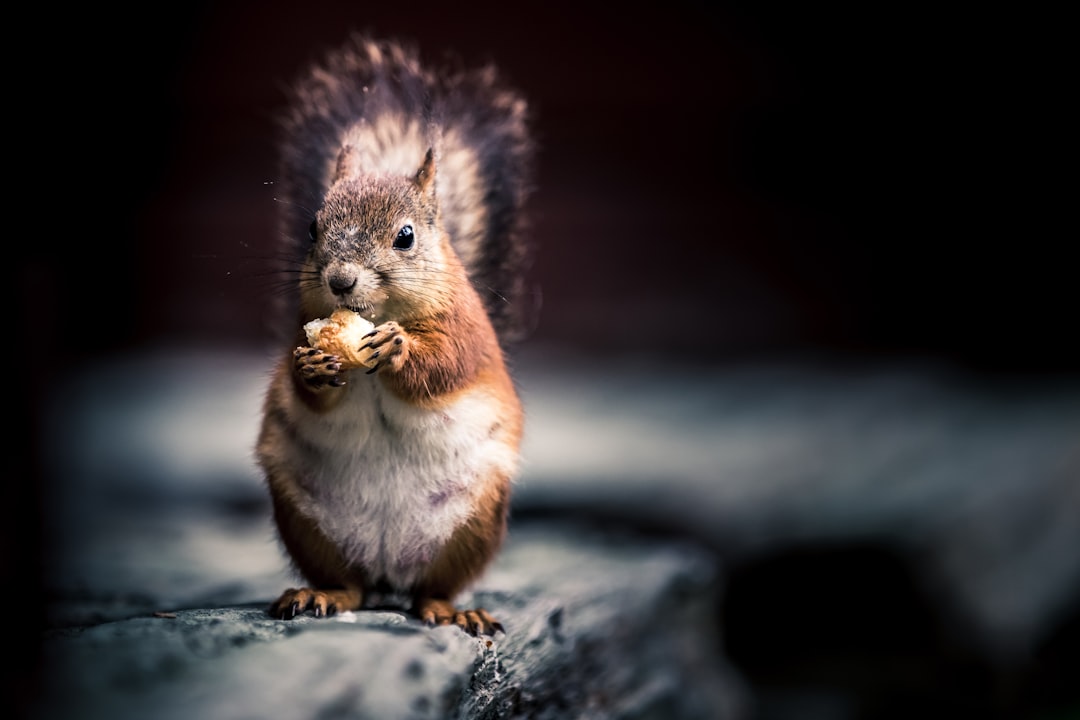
327;268;358;295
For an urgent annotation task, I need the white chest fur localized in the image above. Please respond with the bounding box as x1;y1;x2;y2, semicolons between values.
286;376;516;590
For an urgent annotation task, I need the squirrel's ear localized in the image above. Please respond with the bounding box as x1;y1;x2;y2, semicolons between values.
333;145;359;183
413;148;436;199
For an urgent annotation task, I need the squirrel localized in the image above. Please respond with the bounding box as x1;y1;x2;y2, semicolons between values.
255;33;534;636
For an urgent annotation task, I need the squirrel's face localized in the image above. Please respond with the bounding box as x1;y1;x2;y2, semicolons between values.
300;174;452;324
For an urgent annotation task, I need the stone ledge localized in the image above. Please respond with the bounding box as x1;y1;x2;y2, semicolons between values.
28;523;747;720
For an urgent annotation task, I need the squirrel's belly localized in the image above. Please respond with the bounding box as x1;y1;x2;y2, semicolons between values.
290;381;517;589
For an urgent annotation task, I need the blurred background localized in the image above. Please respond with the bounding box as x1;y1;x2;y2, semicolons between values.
18;1;1075;369
13;2;1077;719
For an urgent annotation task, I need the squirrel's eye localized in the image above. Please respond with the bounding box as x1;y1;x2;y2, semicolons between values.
393;224;415;250
308;220;319;243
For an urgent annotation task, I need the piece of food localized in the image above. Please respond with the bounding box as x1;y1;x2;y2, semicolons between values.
303;308;378;369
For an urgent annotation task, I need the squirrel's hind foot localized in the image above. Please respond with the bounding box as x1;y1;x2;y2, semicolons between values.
270;586;363;619
415;597;504;636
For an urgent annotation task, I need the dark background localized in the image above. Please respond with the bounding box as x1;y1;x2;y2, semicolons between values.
12;3;1076;719
17;2;1076;372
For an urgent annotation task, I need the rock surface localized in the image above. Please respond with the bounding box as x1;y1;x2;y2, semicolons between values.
30;524;744;720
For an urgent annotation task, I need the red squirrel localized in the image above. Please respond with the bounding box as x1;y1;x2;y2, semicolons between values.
255;34;534;635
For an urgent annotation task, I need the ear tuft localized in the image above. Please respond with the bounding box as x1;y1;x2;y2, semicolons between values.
333;145;359;183
414;148;436;196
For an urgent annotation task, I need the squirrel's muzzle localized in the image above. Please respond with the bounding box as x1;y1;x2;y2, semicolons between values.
327;266;358;295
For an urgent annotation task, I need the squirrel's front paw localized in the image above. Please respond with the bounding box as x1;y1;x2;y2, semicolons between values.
294;346;346;389
357;321;410;374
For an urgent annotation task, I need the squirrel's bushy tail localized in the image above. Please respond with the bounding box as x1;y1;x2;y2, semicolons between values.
273;33;537;345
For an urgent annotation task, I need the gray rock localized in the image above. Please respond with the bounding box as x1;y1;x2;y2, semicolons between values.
29;524;746;720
